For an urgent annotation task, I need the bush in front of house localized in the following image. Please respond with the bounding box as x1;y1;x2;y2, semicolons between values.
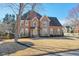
0;32;15;39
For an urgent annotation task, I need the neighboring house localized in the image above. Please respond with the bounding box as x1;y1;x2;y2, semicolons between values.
19;10;63;37
63;25;79;33
74;25;79;33
63;26;73;33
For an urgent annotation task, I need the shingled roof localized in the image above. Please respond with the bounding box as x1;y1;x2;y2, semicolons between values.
49;17;62;26
21;10;42;20
21;11;62;26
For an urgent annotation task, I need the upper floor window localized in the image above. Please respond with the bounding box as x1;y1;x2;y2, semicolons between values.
25;21;28;27
43;21;49;27
32;22;37;27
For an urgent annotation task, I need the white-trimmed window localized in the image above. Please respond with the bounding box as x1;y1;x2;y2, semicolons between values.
44;28;48;33
25;21;28;27
58;28;60;31
43;21;49;28
32;22;37;27
20;28;24;36
42;28;48;35
25;28;28;33
57;28;60;34
50;28;53;34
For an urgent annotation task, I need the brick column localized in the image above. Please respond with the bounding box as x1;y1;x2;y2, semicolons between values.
23;20;26;35
28;20;31;37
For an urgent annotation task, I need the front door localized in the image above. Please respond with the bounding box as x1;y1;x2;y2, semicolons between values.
32;27;38;37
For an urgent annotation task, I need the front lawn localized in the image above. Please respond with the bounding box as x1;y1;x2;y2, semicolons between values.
3;38;79;56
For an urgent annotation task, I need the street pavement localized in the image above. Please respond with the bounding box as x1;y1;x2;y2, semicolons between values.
44;50;79;56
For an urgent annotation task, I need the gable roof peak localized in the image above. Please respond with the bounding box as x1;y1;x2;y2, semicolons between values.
21;10;42;20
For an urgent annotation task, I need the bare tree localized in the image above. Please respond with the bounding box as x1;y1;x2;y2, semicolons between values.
65;4;79;33
6;3;28;42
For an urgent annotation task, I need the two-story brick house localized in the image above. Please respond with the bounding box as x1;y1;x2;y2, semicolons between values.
20;10;64;37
